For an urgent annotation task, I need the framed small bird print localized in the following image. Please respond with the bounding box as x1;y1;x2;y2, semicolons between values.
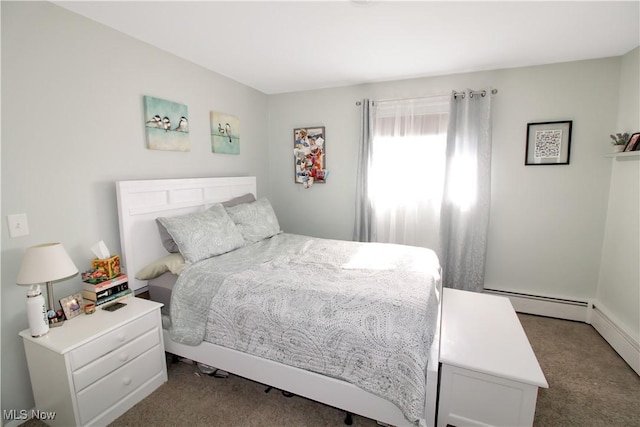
210;111;240;155
143;95;191;152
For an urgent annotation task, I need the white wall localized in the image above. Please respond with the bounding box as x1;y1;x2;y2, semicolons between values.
483;60;619;300
1;1;269;417
596;47;640;342
268;57;619;302
616;47;640;132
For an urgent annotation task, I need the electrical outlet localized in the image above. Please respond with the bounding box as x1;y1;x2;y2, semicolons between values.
7;213;29;238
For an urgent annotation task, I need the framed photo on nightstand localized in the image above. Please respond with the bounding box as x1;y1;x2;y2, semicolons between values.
60;293;84;320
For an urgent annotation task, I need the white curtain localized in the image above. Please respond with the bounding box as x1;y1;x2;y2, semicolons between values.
354;91;493;291
440;90;493;292
355;96;449;249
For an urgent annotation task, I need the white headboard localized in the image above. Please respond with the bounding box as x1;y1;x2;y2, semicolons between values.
116;176;257;293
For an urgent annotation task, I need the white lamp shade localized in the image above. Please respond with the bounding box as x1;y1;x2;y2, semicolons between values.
16;243;78;285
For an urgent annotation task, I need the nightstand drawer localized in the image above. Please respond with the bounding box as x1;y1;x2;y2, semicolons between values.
69;310;158;370
72;327;160;392
76;344;163;424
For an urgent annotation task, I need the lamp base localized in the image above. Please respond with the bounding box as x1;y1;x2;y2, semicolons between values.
45;281;67;327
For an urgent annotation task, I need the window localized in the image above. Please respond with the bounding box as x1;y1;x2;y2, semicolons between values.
368;97;449;248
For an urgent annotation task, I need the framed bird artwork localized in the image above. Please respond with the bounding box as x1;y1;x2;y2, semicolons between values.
143;95;191;152
210;111;240;155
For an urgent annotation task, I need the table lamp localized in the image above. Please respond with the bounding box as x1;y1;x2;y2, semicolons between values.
17;243;78;335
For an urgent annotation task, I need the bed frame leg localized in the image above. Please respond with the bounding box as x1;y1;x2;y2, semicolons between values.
207;369;229;378
344;412;353;425
264;386;296;398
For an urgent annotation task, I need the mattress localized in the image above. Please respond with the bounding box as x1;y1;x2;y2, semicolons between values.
147;271;177;315
169;233;440;424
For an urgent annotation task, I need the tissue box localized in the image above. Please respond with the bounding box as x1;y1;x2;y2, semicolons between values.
91;255;121;279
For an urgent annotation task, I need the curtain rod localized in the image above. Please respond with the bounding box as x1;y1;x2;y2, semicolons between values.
454;88;498;99
355;88;498;106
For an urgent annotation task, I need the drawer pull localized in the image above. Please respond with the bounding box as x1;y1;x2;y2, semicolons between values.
122;377;132;386
119;353;129;362
116;334;126;342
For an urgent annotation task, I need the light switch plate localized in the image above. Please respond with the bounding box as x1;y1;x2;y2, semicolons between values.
7;213;29;237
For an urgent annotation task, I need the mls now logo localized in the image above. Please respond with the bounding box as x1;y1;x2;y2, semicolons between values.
32;410;57;420
3;409;56;421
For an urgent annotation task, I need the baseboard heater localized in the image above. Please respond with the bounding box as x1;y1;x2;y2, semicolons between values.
483;288;589;322
591;304;639;348
484;289;639;375
484;288;589;307
590;303;640;375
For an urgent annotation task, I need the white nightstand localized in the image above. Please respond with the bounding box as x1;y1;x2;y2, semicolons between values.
19;297;167;426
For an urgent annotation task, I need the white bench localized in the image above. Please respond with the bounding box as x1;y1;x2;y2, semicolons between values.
438;288;548;427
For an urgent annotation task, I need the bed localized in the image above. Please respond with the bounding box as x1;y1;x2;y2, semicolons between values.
116;176;442;427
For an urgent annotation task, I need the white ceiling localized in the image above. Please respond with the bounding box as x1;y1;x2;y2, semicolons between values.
54;1;640;95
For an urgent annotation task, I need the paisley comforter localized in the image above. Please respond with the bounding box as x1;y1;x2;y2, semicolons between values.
170;233;440;424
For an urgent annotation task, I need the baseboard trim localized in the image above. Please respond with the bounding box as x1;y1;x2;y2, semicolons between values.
589;303;640;375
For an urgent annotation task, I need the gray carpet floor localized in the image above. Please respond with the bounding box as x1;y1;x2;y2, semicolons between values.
23;314;639;426
519;314;639;427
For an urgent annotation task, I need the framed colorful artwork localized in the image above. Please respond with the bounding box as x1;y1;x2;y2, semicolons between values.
210;111;240;154
525;121;572;165
293;126;326;187
143;95;190;152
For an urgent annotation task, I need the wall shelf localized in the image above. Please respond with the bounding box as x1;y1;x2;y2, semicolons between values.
605;151;640;159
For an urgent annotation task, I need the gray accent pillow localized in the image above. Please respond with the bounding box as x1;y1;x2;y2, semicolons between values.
225;198;281;243
156;193;256;253
221;193;256;207
156;220;180;253
157;204;245;263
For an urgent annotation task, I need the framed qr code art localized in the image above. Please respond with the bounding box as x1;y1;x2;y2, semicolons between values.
525;121;572;165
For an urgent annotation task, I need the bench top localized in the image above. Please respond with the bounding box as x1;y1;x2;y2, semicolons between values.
440;288;548;388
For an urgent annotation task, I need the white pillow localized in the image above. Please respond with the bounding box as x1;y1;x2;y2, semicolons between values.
225;198;281;243
157;204;245;263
